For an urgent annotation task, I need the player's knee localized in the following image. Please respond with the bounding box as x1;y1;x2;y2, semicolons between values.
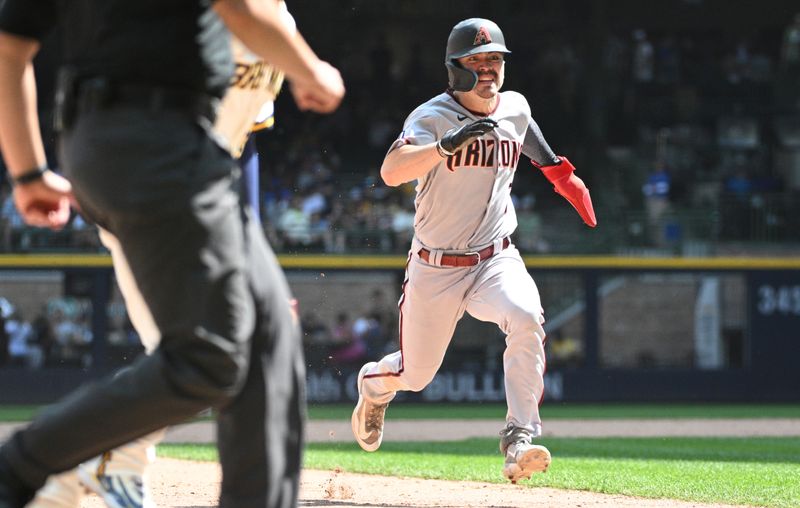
163;331;251;405
406;376;433;392
506;306;544;338
404;366;437;392
405;380;428;392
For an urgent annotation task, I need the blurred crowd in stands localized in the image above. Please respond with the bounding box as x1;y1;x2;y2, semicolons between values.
0;286;401;371
0;296;93;369
301;288;399;372
2;10;800;255
3;4;800;371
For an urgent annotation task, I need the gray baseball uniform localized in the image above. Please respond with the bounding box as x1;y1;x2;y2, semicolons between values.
360;89;558;437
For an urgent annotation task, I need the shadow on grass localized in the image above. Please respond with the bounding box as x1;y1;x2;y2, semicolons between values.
307;436;800;464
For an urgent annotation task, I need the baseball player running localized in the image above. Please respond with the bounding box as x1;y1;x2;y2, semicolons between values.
351;18;596;483
26;4;295;508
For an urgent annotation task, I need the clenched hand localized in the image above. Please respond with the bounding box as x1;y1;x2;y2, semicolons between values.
438;118;498;155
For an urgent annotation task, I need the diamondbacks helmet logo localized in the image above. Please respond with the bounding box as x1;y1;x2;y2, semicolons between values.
474;27;492;46
445;18;511;92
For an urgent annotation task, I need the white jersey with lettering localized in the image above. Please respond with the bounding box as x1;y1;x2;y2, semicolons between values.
389;90;558;251
359;89;559;442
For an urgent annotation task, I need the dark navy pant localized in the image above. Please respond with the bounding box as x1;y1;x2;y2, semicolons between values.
0;105;305;508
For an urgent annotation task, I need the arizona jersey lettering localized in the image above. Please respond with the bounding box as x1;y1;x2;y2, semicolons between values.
389;90;557;250
445;138;521;171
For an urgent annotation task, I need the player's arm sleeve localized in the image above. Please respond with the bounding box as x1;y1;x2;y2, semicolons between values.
0;0;54;177
521;115;559;167
0;0;58;41
382;111;443;186
387;111;438;154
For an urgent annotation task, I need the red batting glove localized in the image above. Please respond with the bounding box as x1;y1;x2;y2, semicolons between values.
533;156;597;228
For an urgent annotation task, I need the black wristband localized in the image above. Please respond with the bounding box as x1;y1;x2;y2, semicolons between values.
9;165;48;187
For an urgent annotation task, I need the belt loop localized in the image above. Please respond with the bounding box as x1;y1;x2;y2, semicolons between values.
431;249;444;266
412;237;425;262
493;237;504;256
411;237;422;255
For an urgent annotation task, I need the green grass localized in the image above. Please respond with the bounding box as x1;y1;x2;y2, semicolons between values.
157;444;218;462
0;406;42;422
159;437;800;508
6;402;798;505
0;406;216;423
3;403;800;422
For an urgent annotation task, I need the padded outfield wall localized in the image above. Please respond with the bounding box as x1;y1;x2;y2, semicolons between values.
1;254;799;404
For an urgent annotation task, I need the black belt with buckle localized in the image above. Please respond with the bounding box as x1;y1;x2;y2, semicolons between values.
75;78;218;122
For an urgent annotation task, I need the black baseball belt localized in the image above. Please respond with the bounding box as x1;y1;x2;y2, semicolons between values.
56;71;219;131
79;79;218;118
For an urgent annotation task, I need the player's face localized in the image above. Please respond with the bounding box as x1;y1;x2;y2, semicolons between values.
458;52;505;99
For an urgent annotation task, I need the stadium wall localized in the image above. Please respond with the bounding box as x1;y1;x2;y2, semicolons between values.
1;254;799;404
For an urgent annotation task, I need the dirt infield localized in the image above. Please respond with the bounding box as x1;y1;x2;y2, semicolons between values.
65;418;799;507
75;458;759;508
1;419;797;506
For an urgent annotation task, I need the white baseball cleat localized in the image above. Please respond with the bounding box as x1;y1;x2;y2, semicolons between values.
26;469;85;508
351;361;389;452
77;454;155;508
499;423;551;483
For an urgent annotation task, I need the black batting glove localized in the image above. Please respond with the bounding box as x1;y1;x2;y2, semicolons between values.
437;118;498;156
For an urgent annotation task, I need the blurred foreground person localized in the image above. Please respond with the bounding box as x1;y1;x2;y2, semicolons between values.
0;1;343;507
